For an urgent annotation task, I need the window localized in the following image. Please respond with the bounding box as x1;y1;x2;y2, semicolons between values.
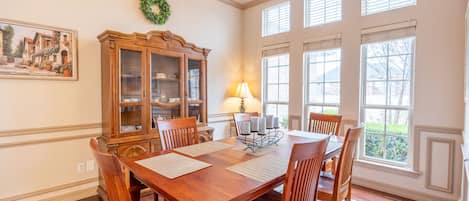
262;2;290;37
360;36;415;167
263;54;289;128
304;48;341;116
361;0;416;16
305;0;342;27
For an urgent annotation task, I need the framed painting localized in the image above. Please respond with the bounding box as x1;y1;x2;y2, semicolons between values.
0;18;78;80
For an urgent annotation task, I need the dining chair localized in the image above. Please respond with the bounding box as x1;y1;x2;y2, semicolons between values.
308;112;343;174
256;137;330;201
317;127;363;201
89;139;132;201
157;117;199;150
233;112;259;136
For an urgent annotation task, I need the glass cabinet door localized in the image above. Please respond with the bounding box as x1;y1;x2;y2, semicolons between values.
149;50;185;129
119;48;145;134
186;58;206;124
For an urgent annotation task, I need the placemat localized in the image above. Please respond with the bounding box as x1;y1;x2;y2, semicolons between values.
231;144;286;156
136;153;212;179
174;141;234;157
226;154;289;183
287;130;329;140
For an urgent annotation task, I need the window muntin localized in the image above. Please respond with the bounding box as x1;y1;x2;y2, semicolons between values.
304;48;341;117
360;37;415;167
262;2;291;37
263;54;289;128
361;0;416;16
305;0;342;27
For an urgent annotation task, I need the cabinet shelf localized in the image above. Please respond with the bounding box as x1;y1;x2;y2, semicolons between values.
187;100;203;104
151;101;182;107
152;77;179;81
120;102;143;107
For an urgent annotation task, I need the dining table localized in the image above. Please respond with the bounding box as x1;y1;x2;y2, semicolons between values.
120;130;344;201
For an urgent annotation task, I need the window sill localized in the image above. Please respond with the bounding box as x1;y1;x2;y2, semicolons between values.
354;159;421;178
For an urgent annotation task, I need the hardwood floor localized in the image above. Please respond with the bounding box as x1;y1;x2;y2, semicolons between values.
80;184;414;201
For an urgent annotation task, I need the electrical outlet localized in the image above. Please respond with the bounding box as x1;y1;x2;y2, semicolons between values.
77;162;85;173
86;160;95;172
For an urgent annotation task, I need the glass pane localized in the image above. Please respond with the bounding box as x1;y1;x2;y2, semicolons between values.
325;49;341;61
367;42;387;57
188;104;202;124
389;38;412;55
388;55;411;80
265;104;277;116
308;106;323;114
277;104;289;128
366;57;387;81
388;81;410;106
365;134;385;159
365;108;385;135
324;61;340;82
309;83;324;104
384;135;408;162
308;51;325;63
278;84;289;102
324;82;340;104
188;60;201;101
151;54;181;103
267;84;279;101
309;62;324;82
267;67;279;84
267;56;279;67
151;106;181;128
121;50;142;102
386;110;409;136
121;106;143;132
366;81;386;105
279;55;289;66
278;66;289;83
323;106;339;114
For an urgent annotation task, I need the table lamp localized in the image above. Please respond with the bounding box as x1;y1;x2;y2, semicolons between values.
236;81;253;113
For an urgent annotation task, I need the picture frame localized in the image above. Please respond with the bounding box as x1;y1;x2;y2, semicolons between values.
0;18;78;80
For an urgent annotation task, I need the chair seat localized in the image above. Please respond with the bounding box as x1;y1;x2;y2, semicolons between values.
318;175;334;200
255;190;282;201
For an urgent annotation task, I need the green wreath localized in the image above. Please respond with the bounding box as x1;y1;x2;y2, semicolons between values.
140;0;171;25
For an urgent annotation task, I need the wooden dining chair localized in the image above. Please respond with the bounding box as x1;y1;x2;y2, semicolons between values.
308;112;343;135
157;117;199;150
317;127;363;201
233;112;259;136
90;139;132;201
256;137;330;201
308;112;343;174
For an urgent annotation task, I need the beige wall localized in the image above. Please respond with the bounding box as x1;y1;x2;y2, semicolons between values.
0;0;242;199
243;0;467;200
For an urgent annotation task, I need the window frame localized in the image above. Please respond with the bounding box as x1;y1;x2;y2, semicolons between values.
361;0;417;16
304;0;343;28
303;48;342;129
359;37;416;168
262;1;291;37
262;53;290;128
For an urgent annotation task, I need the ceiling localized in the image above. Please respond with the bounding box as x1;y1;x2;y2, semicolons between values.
231;0;257;4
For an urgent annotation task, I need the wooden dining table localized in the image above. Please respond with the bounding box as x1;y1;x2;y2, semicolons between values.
120;131;344;201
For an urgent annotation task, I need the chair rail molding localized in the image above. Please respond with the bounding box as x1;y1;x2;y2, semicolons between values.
0;123;102;137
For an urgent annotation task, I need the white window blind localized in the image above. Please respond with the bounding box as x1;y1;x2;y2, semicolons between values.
262;43;290;57
362;22;416;44
262;2;290;37
305;0;342;27
304;35;342;52
361;0;416;16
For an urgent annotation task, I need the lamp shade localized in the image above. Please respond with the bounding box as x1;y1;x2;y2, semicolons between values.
236;81;253;99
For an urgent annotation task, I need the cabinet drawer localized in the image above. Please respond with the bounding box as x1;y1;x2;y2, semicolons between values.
117;141;151;158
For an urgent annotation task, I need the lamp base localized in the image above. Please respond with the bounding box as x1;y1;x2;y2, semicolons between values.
239;98;246;113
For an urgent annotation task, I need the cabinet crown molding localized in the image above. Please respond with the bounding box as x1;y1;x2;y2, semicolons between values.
97;30;212;56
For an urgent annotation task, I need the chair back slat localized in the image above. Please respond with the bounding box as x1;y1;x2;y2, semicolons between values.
308;113;343;136
233;112;259;136
332;127;363;201
90;139;131;201
282;138;329;201
157;117;199;150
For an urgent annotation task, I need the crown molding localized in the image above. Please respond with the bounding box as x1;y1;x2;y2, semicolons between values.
217;0;272;10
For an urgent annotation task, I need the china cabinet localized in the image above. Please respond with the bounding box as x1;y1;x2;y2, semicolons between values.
97;30;211;199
